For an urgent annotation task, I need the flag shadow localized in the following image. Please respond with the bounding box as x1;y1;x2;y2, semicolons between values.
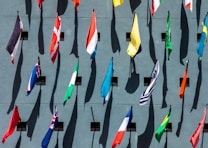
137;97;154;148
25;0;31;28
15;132;21;148
176;97;184;137
196;0;202;28
57;0;68;16
7;41;23;114
27;88;41;140
38;7;44;55
129;0;141;13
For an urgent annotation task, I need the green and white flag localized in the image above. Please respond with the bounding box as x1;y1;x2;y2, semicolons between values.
166;11;172;60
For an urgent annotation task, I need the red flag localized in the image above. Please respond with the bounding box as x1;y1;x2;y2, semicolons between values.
190;107;207;148
179;60;189;99
2;106;21;143
38;0;44;9
72;0;80;10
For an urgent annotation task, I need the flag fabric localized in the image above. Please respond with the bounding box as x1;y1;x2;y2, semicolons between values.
2;106;21;143
113;0;124;7
6;14;23;64
190;107;207;148
197;14;208;62
63;60;79;105
86;9;98;59
26;57;41;96
112;106;133;148
41;106;58;148
38;0;44;8
155;107;171;142
50;14;61;63
140;60;160;105
126;13;142;58
166;11;173;60
179;60;189;99
101;58;113;104
72;0;80;10
185;0;192;11
151;0;163;16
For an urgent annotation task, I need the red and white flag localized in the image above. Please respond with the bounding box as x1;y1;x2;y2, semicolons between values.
151;0;162;16
185;0;192;11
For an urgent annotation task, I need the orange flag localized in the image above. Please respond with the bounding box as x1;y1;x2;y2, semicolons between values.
72;0;80;10
179;60;189;99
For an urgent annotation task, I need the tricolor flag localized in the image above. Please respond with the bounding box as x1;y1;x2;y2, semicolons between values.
179;60;189;99
190;107;207;148
50;13;61;63
26;57;41;95
151;0;163;16
6;14;23;64
197;13;208;62
126;13;142;58
72;0;80;10
41;106;58;148
113;0;124;8
155;107;171;142
63;60;79;105
112;106;133;148
166;11;172;60
140;60;160;105
86;9;98;59
38;0;44;9
2;106;21;143
101;58;113;104
185;0;192;11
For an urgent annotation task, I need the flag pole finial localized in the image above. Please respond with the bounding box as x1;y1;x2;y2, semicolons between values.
17;10;19;15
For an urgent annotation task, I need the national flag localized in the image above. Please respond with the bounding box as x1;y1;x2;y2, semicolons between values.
50;13;61;63
72;0;80;10
63;60;79;105
151;0;163;16
126;13;142;58
112;106;133;148
155;107;171;142
41;106;58;148
197;14;208;62
140;60;160;105
179;60;189;99
113;0;124;8
101;58;113;104
185;0;192;11
190;107;207;148
2;106;21;143
26;57;41;96
166;11;172;60
6;14;23;64
86;9;98;59
38;0;44;9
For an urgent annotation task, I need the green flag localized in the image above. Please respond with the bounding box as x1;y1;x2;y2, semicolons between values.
155;107;171;142
166;11;172;60
63;60;79;105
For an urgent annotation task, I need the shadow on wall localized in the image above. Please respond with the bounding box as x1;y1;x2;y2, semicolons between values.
129;0;141;13
162;45;168;109
38;7;44;55
196;0;202;28
15;132;21;148
25;0;31;27
176;98;184;137
57;0;68;16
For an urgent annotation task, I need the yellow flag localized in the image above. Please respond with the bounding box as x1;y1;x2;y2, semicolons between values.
126;13;142;57
113;0;124;7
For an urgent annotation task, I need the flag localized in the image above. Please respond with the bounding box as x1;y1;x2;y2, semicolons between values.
63;60;79;105
197;14;208;62
185;0;192;11
41;106;58;148
26;57;41;96
112;106;133;148
72;0;80;10
190;107;207;148
166;11;172;60
126;13;142;58
2;106;21;143
113;0;124;7
140;60;160;105
50;13;61;63
151;0;163;16
6;14;23;64
38;0;44;8
179;60;189;99
86;9;98;59
155;107;171;142
101;58;113;104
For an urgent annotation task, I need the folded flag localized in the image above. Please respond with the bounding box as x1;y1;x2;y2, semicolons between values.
63;60;79;105
72;0;80;10
50;13;61;63
113;0;124;8
2;106;21;143
101;58;113;104
41;106;58;148
179;60;189;99
86;9;98;59
185;0;192;11
112;106;133;148
38;0;44;9
6;13;23;64
166;11;172;60
126;13;142;58
140;60;160;105
151;0;163;16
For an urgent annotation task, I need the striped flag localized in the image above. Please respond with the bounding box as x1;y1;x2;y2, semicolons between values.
166;11;172;60
185;0;192;11
50;13;61;63
86;9;98;59
26;57;41;96
6;14;23;64
126;13;142;58
113;0;124;8
101;58;113;104
112;106;133;148
72;0;80;10
140;60;160;105
151;0;163;16
41;106;58;148
38;0;44;9
63;60;79;105
179;60;189;99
